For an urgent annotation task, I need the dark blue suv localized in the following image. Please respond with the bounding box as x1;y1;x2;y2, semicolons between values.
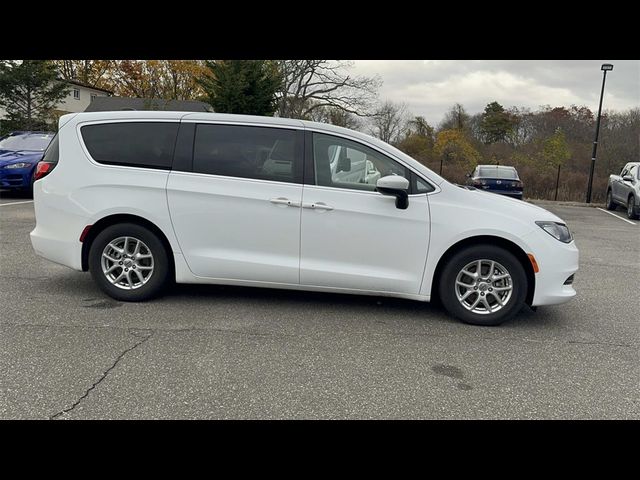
467;165;524;199
0;131;55;193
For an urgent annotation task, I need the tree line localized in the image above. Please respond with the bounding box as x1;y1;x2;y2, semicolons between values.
1;60;637;202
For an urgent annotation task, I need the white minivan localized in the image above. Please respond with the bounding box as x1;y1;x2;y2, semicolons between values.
30;111;579;326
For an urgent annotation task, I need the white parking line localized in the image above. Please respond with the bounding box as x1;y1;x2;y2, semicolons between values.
596;207;638;226
0;200;34;207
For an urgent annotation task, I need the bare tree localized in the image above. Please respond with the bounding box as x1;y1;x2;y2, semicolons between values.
439;103;470;131
53;60;115;88
309;105;362;130
407;115;434;138
276;60;380;119
369;101;409;144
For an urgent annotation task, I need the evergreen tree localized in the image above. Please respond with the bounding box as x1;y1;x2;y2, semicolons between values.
0;60;69;132
479;101;515;144
198;60;281;116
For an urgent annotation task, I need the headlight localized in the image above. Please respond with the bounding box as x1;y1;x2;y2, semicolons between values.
535;221;573;243
3;162;31;169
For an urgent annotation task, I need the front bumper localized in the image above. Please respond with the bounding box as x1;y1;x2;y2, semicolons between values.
522;229;579;306
0;166;32;189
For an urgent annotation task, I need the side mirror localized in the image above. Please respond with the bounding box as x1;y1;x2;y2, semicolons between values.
622;175;634;182
337;156;351;173
376;175;410;209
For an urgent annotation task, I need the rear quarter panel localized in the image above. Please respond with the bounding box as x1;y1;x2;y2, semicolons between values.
31;115;182;271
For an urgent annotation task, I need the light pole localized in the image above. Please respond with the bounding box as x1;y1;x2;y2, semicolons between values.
586;63;613;203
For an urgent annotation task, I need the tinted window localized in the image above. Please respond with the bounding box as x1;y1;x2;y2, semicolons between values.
415;175;435;193
193;124;302;183
42;134;59;164
478;167;518;179
313;133;408;191
81;122;179;169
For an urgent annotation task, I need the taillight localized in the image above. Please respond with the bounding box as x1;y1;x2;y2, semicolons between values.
34;161;56;181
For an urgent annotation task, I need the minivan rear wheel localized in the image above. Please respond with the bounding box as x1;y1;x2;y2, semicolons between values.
88;223;169;301
438;245;527;326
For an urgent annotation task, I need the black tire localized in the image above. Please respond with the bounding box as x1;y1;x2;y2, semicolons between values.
438;244;528;326
627;195;639;220
605;189;616;210
88;223;170;301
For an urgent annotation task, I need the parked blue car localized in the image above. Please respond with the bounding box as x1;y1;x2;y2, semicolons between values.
467;165;524;199
0;131;55;193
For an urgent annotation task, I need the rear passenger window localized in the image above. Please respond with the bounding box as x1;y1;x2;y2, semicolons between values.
81;122;179;169
42;133;59;165
193;124;302;183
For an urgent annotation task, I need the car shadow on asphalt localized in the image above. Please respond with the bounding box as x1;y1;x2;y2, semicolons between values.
0;189;33;199
164;282;459;325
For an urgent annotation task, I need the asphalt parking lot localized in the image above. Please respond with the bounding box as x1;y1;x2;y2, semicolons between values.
1;192;638;419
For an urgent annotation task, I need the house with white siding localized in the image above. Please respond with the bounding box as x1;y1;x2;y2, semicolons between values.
0;79;113;126
54;80;113;115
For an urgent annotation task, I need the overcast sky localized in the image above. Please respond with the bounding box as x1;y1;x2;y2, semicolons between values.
351;60;640;126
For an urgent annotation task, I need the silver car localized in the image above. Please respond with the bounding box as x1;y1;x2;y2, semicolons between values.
606;162;640;220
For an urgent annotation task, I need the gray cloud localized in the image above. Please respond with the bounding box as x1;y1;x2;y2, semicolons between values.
352;60;640;126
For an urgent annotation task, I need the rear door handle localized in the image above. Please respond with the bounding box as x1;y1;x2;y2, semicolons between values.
269;197;300;207
302;202;334;211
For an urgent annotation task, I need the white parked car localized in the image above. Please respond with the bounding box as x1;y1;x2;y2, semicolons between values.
30;111;579;326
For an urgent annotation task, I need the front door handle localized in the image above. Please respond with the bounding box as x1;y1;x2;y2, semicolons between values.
302;202;334;211
269;197;300;207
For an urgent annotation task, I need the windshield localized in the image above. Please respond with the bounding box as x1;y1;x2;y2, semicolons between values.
478;167;518;179
0;133;54;152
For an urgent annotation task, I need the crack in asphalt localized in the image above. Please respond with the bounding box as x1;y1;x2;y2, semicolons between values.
48;328;154;420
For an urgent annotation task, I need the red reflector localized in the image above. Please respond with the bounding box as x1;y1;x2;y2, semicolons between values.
34;162;54;181
79;225;92;242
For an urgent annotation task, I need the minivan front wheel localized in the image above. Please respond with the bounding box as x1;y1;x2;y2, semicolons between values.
439;245;527;326
88;223;169;301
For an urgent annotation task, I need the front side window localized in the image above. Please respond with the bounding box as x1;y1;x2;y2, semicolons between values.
193;124;302;183
415;175;435;193
628;165;638;180
81;122;179;169
313;133;408;191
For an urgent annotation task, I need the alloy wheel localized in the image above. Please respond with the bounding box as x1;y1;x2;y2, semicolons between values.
454;259;513;315
100;236;154;290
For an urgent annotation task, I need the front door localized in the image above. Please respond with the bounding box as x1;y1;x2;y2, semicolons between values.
167;123;304;284
299;132;430;294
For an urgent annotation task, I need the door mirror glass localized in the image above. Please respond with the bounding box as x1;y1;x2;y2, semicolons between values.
376;175;410;209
